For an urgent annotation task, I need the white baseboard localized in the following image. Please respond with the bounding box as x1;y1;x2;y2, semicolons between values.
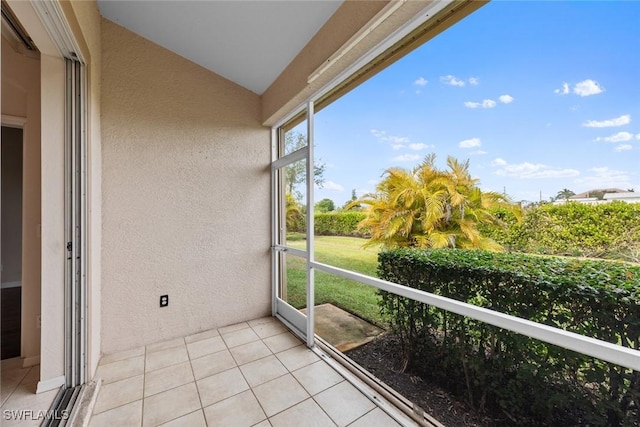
36;375;65;394
1;281;21;289
22;355;40;367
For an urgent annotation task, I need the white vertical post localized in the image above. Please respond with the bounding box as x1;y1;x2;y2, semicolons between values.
306;101;315;348
64;59;73;388
270;127;278;316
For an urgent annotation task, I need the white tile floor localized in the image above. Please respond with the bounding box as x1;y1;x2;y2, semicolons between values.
89;317;417;427
1;359;58;427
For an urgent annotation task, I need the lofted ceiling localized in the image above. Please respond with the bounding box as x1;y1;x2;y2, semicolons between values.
97;0;344;95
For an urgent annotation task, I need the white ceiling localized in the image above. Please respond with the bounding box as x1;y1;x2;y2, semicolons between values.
97;1;343;95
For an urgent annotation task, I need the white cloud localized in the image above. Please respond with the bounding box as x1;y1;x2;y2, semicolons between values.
582;114;631;128
408;143;431;150
491;158;580;179
464;99;497;109
371;129;384;138
468;77;479;85
615;144;633;152
481;99;497;108
573;79;604;97
371;129;410;146
459;137;481;148
440;75;465;87
466;95;512;108
595;132;634;143
390;136;410;144
391;144;405;150
555;80;604;97
637;134;640;140
554;82;570;95
470;150;487;155
414;77;428;87
321;180;344;192
392;154;421;162
574;167;632;189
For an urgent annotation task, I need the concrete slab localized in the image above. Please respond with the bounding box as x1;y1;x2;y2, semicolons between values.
302;304;384;352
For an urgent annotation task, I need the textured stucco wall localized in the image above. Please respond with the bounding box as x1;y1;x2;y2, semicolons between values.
1;35;42;366
101;19;270;353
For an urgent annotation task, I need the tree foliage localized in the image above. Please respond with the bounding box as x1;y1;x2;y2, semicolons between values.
284;132;326;200
342;189;362;211
315;198;335;213
351;154;521;250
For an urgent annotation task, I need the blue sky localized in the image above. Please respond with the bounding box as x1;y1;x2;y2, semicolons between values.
308;1;640;206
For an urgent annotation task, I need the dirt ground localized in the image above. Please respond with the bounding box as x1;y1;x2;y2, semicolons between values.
346;334;490;427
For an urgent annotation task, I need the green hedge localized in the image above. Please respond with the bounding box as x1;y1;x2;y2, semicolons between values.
312;211;368;237
378;249;640;425
480;201;640;262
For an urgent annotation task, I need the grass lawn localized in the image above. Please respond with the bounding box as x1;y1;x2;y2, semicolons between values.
284;234;385;326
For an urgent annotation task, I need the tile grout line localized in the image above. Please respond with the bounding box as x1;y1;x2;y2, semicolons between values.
310;391;344;427
99;336;216;426
261;344;329;423
263;345;318;420
90;375;145;417
93;318;395;427
88;321;270;426
226;334;275;367
147;338;202;427
234;336;270;426
346;407;380;427
188;333;211;427
288;359;342;426
0;364;31;407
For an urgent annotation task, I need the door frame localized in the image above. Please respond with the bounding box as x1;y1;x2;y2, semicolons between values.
5;0;89;392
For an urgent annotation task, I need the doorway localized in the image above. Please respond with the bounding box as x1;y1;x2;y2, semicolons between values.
1;125;23;360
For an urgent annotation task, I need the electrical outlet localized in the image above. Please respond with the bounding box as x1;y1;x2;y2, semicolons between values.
160;295;169;307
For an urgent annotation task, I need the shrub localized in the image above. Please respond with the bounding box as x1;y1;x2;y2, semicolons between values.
314;212;368;237
378;248;640;425
481;202;640;262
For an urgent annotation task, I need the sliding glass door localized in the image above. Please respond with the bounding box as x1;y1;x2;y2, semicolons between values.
65;58;87;388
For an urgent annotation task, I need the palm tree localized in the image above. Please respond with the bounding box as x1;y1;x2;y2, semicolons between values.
351;154;520;250
556;188;575;201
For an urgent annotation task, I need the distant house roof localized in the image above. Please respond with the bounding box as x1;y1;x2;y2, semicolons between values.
570;188;626;199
